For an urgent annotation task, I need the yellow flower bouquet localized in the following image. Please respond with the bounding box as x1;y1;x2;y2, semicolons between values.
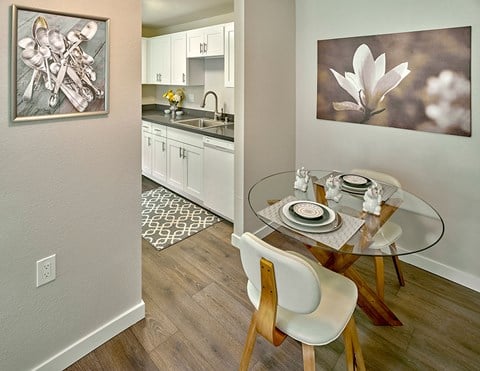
163;88;185;108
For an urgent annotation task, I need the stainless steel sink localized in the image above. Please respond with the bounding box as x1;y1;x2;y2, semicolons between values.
201;123;234;135
174;118;225;129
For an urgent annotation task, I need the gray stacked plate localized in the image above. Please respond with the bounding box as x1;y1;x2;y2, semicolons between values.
340;174;372;194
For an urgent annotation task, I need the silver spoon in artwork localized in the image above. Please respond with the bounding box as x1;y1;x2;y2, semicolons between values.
32;17;54;91
20;48;45;102
47;29;68;107
35;30;55;90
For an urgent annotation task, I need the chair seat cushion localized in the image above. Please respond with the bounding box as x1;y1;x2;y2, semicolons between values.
247;251;358;346
372;221;402;248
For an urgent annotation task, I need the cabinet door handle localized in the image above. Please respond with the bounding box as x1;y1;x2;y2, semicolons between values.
204;42;207;53
182;148;186;159
162;141;165;152
200;43;203;54
179;147;182;158
159;73;162;82
182;73;185;83
147;137;151;146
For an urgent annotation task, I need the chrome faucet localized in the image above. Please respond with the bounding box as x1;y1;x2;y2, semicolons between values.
201;90;224;121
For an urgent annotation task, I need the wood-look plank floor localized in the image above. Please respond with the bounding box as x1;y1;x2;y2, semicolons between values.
67;177;480;370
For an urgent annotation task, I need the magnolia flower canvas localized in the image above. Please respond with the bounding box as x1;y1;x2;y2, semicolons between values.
317;27;471;137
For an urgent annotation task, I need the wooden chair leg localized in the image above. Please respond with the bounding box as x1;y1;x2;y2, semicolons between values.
374;256;385;300
343;317;366;371
343;320;354;371
240;314;258;371
302;343;315;371
348;317;366;371
392;255;405;287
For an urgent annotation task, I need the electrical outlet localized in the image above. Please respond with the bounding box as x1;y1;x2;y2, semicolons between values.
36;254;56;287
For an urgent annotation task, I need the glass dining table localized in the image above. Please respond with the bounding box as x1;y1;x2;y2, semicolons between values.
248;170;445;326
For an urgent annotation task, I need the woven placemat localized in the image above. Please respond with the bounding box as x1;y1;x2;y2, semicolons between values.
258;196;364;250
315;171;398;202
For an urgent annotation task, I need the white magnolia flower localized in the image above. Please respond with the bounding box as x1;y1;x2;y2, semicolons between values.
426;70;470;103
330;44;410;122
425;70;470;132
425;101;470;131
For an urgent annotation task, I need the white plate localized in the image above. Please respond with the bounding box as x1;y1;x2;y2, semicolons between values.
279;209;343;234
282;201;335;227
292;202;324;219
340;174;372;188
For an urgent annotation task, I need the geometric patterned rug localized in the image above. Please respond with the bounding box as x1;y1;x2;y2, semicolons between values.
141;186;222;250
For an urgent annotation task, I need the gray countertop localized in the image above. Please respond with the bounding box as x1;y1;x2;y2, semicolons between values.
142;110;234;142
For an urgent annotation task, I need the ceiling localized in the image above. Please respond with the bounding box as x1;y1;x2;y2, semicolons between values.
142;0;234;29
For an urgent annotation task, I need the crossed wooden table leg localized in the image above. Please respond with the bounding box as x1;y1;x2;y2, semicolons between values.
306;244;402;326
311;183;403;326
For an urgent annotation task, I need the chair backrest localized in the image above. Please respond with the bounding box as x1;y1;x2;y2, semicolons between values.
350;168;401;188
239;232;321;314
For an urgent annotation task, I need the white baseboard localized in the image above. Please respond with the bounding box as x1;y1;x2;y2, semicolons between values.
400;254;480;293
233;228;480;293
34;301;145;371
231;232;241;248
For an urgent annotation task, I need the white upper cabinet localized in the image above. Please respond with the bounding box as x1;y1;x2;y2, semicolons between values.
148;35;171;84
187;25;224;58
142;38;147;84
143;33;205;86
170;32;188;85
224;22;234;87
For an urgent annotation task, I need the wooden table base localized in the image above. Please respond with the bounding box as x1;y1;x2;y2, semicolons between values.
311;182;402;326
307;244;402;326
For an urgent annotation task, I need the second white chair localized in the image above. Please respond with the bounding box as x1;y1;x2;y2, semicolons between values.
350;168;406;300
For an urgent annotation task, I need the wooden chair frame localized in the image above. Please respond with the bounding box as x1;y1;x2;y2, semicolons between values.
349;168;406;300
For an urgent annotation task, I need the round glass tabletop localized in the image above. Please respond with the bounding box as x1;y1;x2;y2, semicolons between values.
248;170;444;257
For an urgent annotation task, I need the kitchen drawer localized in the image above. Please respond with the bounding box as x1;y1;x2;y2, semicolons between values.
141;120;152;133
167;127;203;148
152;123;166;137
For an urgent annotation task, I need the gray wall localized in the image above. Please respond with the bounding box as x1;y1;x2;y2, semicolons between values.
234;0;296;238
296;0;480;290
0;0;143;369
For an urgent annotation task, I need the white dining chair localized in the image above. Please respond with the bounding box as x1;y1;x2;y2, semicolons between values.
350;168;406;300
239;232;365;371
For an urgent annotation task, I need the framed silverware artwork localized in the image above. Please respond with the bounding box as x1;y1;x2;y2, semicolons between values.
11;5;110;122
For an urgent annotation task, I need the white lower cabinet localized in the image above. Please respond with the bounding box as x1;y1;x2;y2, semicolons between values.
166;128;204;201
151;125;167;182
141;121;153;175
142;121;167;183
